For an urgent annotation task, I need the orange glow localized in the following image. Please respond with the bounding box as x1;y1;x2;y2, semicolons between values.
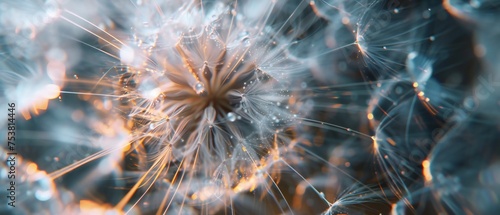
422;159;432;182
36;99;49;111
372;137;379;153
386;137;396;146
21;110;32;120
442;0;470;21
26;163;38;175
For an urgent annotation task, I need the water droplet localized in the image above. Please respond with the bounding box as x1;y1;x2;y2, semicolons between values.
242;37;251;47
74;75;79;79
34;177;53;201
429;36;435;41
194;82;205;94
227;112;236;122
210;33;217;39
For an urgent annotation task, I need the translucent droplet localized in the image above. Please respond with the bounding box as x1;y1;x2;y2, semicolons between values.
194;82;205;94
242;37;251;47
34;177;53;201
319;192;325;198
227;112;236;122
35;189;52;201
210;33;217;39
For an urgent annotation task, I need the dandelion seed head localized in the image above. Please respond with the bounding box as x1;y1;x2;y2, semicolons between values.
110;0;303;198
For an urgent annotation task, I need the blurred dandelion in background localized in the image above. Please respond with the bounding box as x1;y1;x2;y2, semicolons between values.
1;0;499;214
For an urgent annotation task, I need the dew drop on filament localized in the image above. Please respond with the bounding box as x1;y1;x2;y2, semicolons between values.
242;37;251;47
227;112;236;122
194;82;205;94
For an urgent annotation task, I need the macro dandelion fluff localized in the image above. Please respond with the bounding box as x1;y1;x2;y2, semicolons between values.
100;0;315;212
1;0;500;214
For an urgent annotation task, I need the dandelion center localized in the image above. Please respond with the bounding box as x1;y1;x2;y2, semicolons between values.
115;3;297;180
